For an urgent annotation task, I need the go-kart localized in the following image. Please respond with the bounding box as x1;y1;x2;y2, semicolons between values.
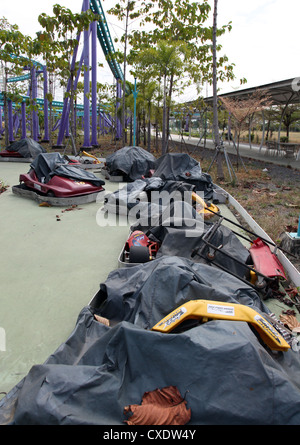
12;152;105;205
152;299;290;352
122;230;161;264
0;138;47;162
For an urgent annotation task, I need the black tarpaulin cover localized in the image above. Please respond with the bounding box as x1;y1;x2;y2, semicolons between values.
1;256;300;425
131;219;250;279
153;153;214;199
30;152;105;187
104;178;196;214
5;138;47;158
104;177;212;225
105;146;156;181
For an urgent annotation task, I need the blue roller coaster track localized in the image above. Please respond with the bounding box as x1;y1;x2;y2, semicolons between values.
0;0;123;145
90;0;123;81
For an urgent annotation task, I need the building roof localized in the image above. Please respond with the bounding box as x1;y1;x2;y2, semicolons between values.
205;77;300;106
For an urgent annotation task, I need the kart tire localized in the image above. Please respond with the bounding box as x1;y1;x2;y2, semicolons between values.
129;245;150;263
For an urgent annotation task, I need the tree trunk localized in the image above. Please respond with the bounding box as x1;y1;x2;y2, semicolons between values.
69;71;77;155
165;72;174;153
162;74;167;155
212;0;224;180
3;65;9;147
147;103;151;152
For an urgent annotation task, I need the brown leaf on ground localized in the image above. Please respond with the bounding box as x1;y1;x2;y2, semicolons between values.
279;313;300;333
124;386;191;425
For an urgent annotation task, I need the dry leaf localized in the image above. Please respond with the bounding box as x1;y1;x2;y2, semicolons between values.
285;203;299;208
124;386;191;425
39;202;52;207
279;314;300;333
94;314;110;326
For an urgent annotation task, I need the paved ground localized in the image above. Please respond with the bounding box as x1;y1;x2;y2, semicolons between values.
0;161;130;398
168;135;300;171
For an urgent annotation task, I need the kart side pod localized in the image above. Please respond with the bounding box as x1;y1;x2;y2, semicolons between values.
151;299;290;352
191;192;220;220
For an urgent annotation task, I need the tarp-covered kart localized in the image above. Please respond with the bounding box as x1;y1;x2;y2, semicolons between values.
0;138;47;161
153;153;215;200
118;199;288;296
1;256;300;425
103;176;219;225
103;146;156;181
12;152;105;206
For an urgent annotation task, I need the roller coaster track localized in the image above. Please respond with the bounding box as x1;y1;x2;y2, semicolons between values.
89;0;123;81
6;55;44;83
1;0;121;141
6;0;122;85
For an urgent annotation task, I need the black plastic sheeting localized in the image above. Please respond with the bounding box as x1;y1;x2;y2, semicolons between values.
30;152;105;187
5;138;47;158
131;218;250;279
153;153;214;200
105;146;156;181
104;176;213;225
104;178;197;216
1;256;300;425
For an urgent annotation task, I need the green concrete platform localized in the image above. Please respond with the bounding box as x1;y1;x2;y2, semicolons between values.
0;162;130;399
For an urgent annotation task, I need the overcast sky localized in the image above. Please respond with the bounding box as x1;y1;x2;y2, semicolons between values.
2;0;300;101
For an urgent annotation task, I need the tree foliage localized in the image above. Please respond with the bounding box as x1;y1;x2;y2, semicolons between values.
107;0;239;154
220;89;273;167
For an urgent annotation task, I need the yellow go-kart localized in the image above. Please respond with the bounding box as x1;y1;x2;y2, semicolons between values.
81;150;102;164
152;299;290;352
192;192;220;220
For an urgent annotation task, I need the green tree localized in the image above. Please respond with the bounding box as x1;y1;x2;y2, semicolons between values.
138;41;187;154
211;0;223;179
276;104;300;141
108;0;137;146
108;0;240;156
126;0;236;87
0;18;28;145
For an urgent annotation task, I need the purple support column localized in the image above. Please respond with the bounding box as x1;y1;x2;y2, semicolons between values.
91;20;98;146
116;80;122;140
82;12;91;148
8;100;14;142
99;112;103;135
56;37;82;146
21;102;26;138
32;66;38;141
0;107;3;136
43;66;49;142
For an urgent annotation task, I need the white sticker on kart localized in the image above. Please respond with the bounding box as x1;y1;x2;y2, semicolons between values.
207;304;235;316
